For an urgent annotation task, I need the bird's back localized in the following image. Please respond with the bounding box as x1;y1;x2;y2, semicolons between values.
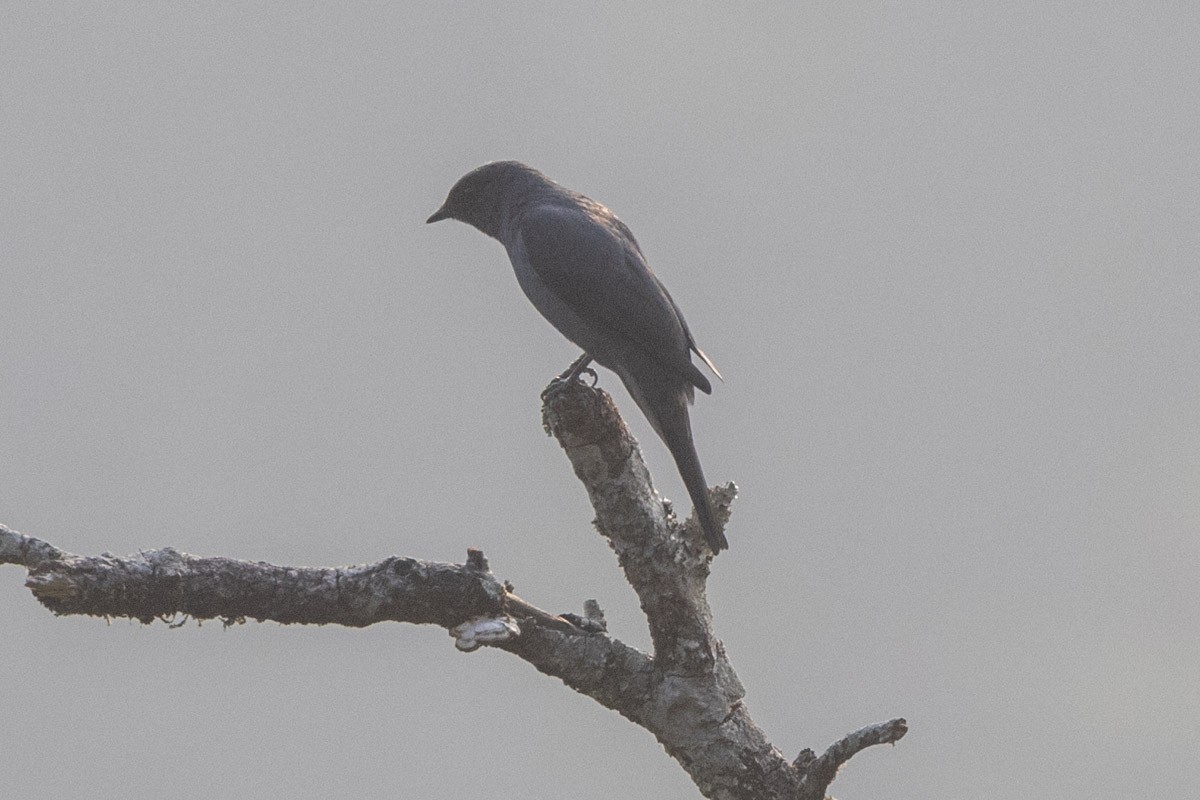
511;198;710;395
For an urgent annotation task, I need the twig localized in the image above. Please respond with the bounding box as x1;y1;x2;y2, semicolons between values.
796;717;909;799
0;523;67;569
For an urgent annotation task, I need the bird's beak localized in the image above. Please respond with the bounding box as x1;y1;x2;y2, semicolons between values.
426;203;451;224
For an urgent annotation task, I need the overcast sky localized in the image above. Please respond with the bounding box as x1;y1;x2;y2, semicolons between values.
2;4;1197;798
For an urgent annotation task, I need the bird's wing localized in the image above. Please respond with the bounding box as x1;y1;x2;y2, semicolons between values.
519;202;712;393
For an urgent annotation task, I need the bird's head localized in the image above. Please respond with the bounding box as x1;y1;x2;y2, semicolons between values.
426;160;546;239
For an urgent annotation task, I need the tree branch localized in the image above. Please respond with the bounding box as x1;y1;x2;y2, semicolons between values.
541;380;736;674
6;533;502;627
0;523;66;570
795;718;910;799
2;381;907;799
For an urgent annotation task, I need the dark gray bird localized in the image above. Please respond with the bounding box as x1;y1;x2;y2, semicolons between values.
427;161;728;553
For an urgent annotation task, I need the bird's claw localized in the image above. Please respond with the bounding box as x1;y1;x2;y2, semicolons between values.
542;353;598;399
540;367;597;400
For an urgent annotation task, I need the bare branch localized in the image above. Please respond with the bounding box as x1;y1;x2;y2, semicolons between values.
2;384;908;800
796;718;909;799
11;540;508;627
1;524;655;720
0;523;67;569
541;380;736;674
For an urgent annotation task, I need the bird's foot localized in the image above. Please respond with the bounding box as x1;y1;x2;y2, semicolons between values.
574;366;598;387
558;352;595;383
541;354;597;399
540;369;597;399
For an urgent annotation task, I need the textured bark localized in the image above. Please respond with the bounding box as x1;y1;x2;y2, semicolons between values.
1;381;905;799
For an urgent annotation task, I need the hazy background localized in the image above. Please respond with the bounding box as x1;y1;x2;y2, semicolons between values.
2;4;1197;798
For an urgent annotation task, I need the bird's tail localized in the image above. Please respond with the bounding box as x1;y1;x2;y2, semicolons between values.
668;422;728;553
629;380;728;553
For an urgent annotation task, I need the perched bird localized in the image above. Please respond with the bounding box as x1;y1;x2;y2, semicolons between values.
427;161;727;553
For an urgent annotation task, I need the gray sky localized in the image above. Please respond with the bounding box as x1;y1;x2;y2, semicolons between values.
2;4;1197;798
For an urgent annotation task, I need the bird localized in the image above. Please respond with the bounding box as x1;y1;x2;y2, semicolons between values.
427;161;727;553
